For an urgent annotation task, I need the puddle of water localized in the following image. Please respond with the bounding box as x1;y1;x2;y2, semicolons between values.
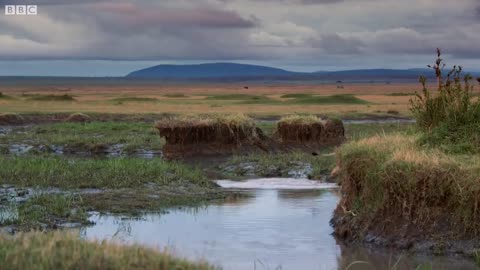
216;178;338;190
80;183;476;270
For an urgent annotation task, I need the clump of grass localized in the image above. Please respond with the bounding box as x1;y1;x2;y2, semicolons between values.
0;156;211;189
0;232;215;270
111;97;158;103
26;94;76;101
287;94;369;105
276;114;344;144
334;134;480;241
411;49;480;153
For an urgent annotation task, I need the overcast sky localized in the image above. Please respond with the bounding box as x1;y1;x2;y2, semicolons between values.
0;0;479;76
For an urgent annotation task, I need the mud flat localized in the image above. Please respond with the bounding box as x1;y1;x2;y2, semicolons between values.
331;134;480;258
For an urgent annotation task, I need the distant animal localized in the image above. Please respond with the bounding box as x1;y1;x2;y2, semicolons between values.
244;86;249;89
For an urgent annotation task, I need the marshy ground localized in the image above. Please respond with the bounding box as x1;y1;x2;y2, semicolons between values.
1;79;479;269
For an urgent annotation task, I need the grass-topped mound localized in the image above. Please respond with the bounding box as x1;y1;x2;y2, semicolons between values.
276;115;345;145
0;232;215;270
332;134;480;254
155;114;265;158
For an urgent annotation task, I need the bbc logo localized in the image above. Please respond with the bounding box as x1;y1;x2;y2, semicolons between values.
5;5;38;15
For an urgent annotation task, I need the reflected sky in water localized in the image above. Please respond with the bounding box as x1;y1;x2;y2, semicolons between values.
81;189;476;270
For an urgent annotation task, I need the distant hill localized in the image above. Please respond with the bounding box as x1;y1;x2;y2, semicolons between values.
127;63;304;79
126;63;479;82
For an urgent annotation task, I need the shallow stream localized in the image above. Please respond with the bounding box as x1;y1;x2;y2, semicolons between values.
80;178;476;270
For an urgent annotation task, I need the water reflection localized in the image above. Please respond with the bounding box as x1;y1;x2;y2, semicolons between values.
80;189;476;270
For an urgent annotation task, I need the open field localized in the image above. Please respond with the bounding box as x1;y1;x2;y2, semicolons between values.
0;82;449;117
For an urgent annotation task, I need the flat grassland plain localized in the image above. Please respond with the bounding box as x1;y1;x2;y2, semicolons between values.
0;81;422;117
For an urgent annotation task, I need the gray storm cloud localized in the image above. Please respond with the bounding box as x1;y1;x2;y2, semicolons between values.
0;0;479;64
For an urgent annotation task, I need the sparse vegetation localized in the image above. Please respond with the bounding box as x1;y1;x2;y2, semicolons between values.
25;94;76;101
111;97;158;103
0;232;215;270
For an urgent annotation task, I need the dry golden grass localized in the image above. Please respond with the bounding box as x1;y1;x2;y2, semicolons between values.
0;83;433;116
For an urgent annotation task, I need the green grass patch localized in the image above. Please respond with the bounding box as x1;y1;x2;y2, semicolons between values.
0;232;215;270
287;94;370;105
110;97;158;103
163;93;188;98
280;93;314;99
1;195;89;229
24;94;76;101
0;122;161;153
0;156;211;189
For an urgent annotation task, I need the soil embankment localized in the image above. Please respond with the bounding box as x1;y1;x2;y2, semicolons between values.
156;114;346;158
331;134;480;256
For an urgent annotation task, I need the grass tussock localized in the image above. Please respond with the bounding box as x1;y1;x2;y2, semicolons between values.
0;232;215;270
276;115;344;144
334;134;480;240
0;156;211;189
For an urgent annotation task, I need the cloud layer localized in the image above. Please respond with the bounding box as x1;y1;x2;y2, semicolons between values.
0;0;479;72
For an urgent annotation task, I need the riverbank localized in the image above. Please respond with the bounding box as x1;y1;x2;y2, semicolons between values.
332;134;480;257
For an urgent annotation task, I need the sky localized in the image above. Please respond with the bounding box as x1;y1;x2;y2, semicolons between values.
0;0;479;76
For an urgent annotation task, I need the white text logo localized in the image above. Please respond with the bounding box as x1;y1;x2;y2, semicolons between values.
5;5;37;16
